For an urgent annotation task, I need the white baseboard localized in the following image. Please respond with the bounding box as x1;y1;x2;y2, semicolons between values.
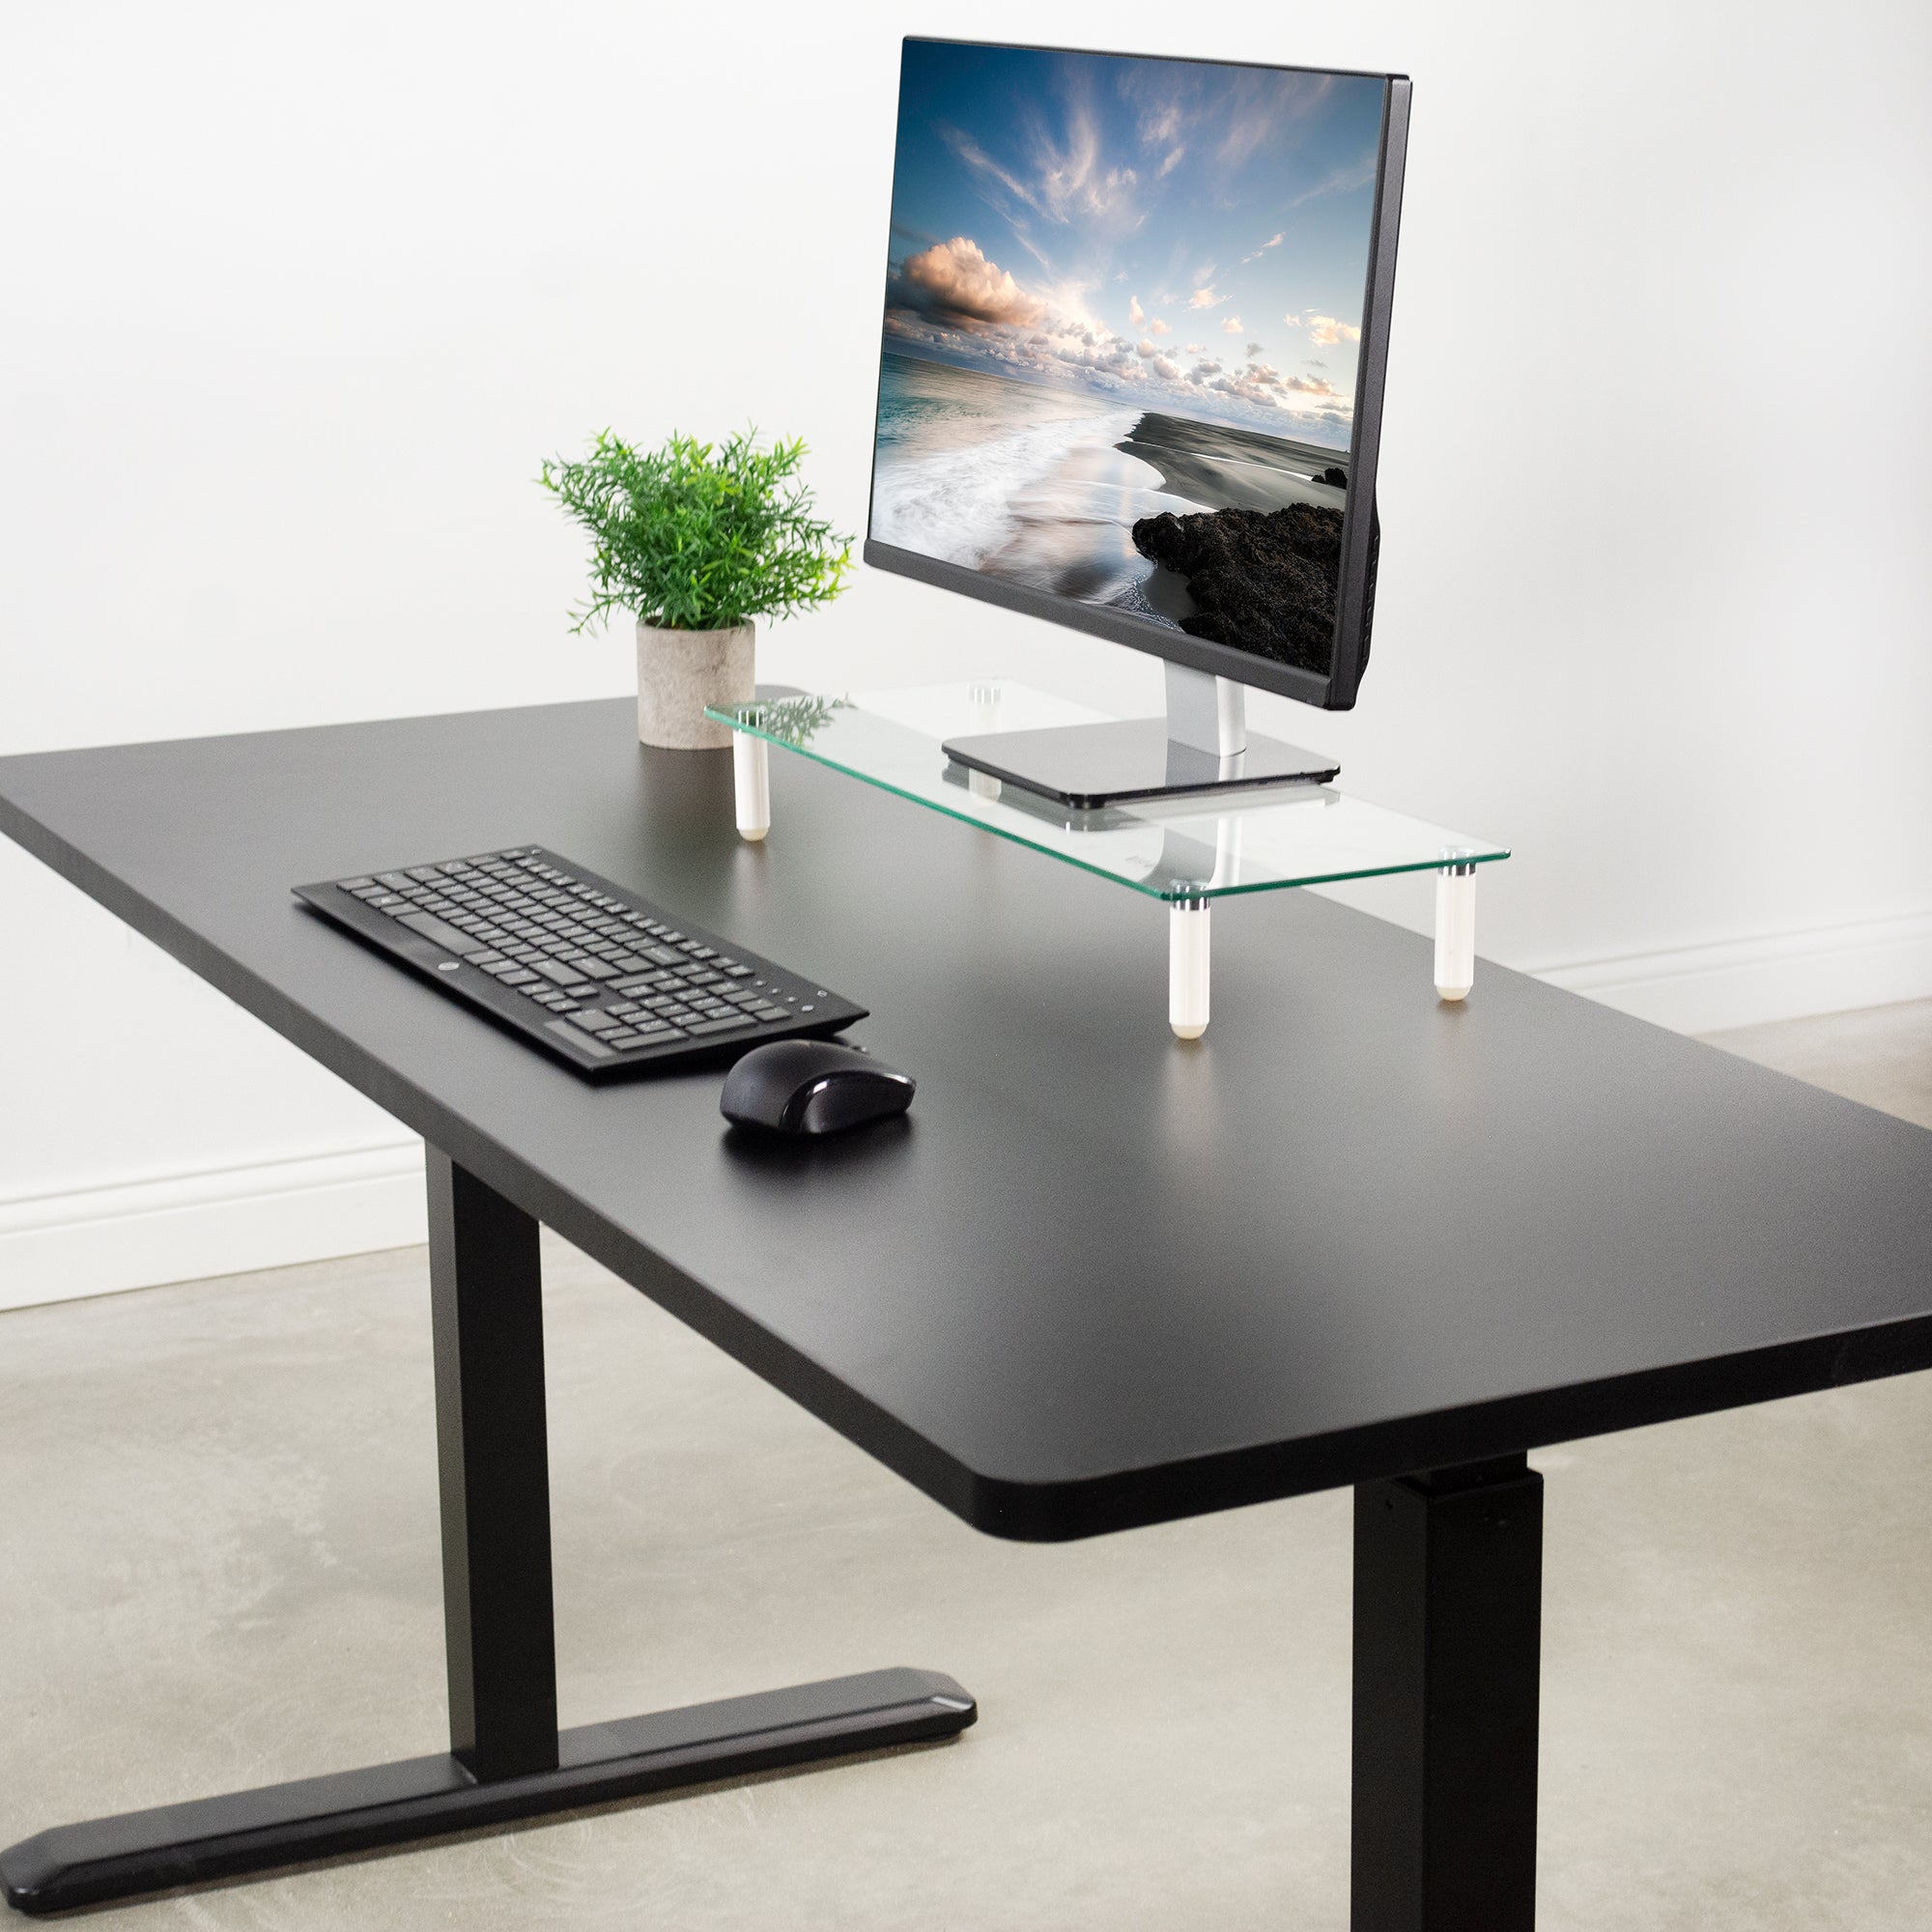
1530;909;1932;1036
0;1140;426;1313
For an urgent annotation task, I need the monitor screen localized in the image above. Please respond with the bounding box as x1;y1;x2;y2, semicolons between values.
865;40;1406;710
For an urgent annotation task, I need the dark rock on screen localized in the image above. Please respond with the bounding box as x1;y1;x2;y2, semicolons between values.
1130;504;1344;674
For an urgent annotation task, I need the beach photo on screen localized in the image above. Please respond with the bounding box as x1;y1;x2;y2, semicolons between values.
870;41;1383;676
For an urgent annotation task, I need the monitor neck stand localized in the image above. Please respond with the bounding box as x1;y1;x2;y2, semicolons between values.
941;664;1338;811
1164;660;1248;765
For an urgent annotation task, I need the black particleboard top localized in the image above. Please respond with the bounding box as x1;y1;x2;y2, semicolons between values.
4;699;1929;1539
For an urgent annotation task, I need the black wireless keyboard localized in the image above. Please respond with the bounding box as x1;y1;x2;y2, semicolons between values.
295;846;866;1080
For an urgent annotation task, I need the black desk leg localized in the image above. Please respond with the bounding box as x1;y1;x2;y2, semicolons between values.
428;1149;560;1781
0;1149;975;1917
1350;1454;1543;1932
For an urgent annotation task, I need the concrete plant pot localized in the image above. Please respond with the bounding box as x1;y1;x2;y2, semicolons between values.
634;620;754;751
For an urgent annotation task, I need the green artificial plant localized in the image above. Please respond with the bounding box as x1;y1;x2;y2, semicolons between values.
539;429;853;634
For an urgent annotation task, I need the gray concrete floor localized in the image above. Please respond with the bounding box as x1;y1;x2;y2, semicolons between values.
2;1001;1929;1929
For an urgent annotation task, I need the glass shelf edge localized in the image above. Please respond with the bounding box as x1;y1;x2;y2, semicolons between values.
705;702;1511;901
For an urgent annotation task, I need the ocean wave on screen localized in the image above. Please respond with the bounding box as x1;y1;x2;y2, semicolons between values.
871;412;1143;567
1109;569;1184;628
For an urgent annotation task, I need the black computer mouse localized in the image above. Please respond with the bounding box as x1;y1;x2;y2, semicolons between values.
720;1039;915;1136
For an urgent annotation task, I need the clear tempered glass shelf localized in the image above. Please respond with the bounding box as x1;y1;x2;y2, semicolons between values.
707;683;1508;904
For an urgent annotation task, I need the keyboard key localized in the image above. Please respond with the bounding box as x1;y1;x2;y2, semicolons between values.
722;962;754;977
397;911;486;954
543;1018;613;1059
687;1015;758;1037
532;958;583;986
572;1009;621;1033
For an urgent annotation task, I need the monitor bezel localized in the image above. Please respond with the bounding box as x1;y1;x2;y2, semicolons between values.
862;38;1409;714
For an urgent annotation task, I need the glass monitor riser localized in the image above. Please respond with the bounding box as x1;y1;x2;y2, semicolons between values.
709;680;1510;1039
940;666;1337;810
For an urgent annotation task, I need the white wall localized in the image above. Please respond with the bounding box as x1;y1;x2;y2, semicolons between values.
4;0;1929;1306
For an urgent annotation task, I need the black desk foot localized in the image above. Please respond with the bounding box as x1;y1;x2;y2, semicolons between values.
0;1667;974;1916
2;1152;976;1916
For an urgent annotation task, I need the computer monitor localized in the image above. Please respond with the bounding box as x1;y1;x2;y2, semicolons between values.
864;38;1409;808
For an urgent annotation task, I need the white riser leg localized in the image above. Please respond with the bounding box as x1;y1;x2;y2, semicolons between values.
1435;865;1477;1001
733;731;770;841
1169;899;1210;1039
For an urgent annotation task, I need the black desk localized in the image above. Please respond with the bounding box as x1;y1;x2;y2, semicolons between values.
2;699;1928;1925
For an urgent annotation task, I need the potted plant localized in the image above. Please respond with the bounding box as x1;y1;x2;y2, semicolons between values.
540;429;852;750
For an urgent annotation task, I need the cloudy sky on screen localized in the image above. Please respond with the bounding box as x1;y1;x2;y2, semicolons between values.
882;41;1386;438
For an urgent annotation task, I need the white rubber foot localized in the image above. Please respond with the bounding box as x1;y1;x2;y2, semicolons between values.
1169;901;1209;1039
1435;867;1476;1002
733;731;770;841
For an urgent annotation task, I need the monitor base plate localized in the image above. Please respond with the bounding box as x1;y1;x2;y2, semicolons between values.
941;718;1339;810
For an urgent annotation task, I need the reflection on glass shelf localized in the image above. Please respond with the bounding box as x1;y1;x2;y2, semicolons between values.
725;693;853;748
709;682;1508;904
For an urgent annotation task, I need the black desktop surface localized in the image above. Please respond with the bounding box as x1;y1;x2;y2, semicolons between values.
3;698;1929;1541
